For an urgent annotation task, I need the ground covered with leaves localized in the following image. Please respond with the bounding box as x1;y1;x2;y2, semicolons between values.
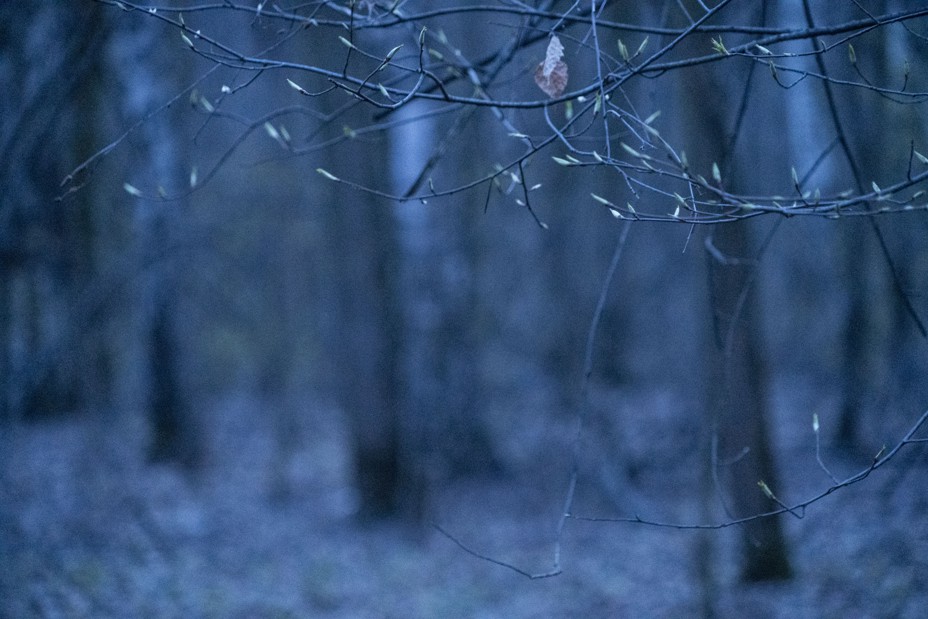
2;386;926;618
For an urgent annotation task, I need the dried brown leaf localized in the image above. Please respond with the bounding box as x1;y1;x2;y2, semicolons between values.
534;35;568;99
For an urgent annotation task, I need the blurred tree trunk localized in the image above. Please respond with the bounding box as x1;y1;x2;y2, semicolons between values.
317;13;505;521
830;0;921;448
704;221;792;581
0;3;111;421
147;301;189;462
430;220;499;478
389;93;501;481
108;14;200;466
836;220;892;448
325;112;500;523
394;203;497;483
326;188;414;518
308;26;418;518
675;2;791;580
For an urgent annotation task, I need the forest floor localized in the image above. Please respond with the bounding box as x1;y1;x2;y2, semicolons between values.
2;382;927;618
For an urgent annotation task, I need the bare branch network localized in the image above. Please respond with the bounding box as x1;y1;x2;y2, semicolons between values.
74;0;928;579
574;406;928;530
77;0;928;223
437;406;928;579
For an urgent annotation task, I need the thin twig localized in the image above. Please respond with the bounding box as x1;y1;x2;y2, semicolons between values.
573;407;928;529
432;524;562;579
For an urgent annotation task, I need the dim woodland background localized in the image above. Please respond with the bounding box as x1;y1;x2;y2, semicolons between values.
2;0;928;616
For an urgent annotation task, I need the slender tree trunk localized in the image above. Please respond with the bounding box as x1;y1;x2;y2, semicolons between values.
704;222;792;581
673;0;792;580
327;193;416;519
108;13;199;467
832;0;911;449
147;301;198;466
836;219;889;448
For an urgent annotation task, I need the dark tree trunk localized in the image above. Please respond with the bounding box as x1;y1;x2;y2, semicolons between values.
106;12;200;467
705;221;792;581
147;302;198;467
327;193;419;519
836;219;889;449
674;0;792;581
831;0;912;450
0;3;110;421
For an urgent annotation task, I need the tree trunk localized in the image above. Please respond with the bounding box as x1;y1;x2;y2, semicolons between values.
673;0;792;580
147;301;198;466
0;2;111;421
831;0;915;449
327;193;415;519
108;13;200;467
320;19;504;522
704;222;792;581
